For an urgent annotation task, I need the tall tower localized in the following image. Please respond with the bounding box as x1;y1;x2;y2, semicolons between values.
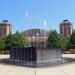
60;20;73;37
0;20;12;37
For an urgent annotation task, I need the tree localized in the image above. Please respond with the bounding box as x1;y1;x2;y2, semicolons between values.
46;30;61;48
5;31;28;49
69;30;75;49
0;38;5;50
11;31;28;48
5;33;13;49
46;30;68;50
59;37;69;50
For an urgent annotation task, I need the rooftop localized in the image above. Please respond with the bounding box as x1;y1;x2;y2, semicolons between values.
0;20;12;26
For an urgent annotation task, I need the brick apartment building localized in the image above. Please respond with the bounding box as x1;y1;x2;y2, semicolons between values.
60;20;73;37
0;20;12;37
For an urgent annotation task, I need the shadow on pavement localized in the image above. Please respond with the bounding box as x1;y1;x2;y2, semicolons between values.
0;58;75;68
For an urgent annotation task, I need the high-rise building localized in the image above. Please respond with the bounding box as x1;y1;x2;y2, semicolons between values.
60;20;73;37
0;20;12;37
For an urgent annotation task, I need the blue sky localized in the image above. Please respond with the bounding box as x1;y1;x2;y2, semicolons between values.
0;0;75;33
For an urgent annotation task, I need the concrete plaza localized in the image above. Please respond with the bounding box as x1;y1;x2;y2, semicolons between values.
0;54;75;75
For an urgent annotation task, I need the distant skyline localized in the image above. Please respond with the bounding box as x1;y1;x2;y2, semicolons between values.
0;0;75;33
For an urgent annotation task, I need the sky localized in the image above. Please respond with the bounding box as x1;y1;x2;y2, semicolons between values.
0;0;75;33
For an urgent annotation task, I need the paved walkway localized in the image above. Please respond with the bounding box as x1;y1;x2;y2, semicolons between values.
0;54;75;75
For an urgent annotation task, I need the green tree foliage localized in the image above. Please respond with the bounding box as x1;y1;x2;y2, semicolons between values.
60;37;69;50
5;33;13;49
46;30;68;50
46;30;61;48
0;38;5;50
69;30;75;49
5;31;28;49
11;31;28;48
